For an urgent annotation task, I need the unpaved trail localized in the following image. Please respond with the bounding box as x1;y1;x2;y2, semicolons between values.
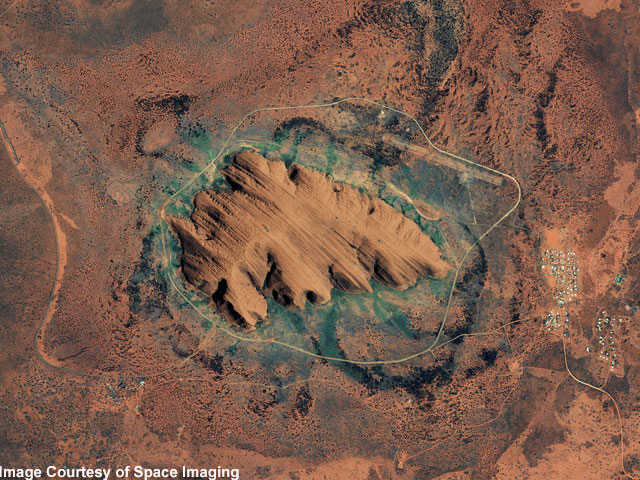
0;118;67;369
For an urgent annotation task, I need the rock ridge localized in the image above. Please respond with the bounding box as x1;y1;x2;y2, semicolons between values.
170;151;450;328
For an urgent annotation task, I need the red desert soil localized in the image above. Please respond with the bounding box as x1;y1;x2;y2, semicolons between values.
170;151;450;328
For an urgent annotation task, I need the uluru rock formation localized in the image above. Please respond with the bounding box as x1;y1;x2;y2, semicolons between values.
169;151;451;328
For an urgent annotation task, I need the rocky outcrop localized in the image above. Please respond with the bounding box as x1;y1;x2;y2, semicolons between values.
170;151;451;328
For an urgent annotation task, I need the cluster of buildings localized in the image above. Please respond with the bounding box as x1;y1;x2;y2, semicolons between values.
541;249;580;334
540;248;627;373
541;249;579;306
591;310;624;371
544;309;570;332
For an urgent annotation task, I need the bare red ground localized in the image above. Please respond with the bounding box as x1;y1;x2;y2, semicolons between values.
1;0;639;479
